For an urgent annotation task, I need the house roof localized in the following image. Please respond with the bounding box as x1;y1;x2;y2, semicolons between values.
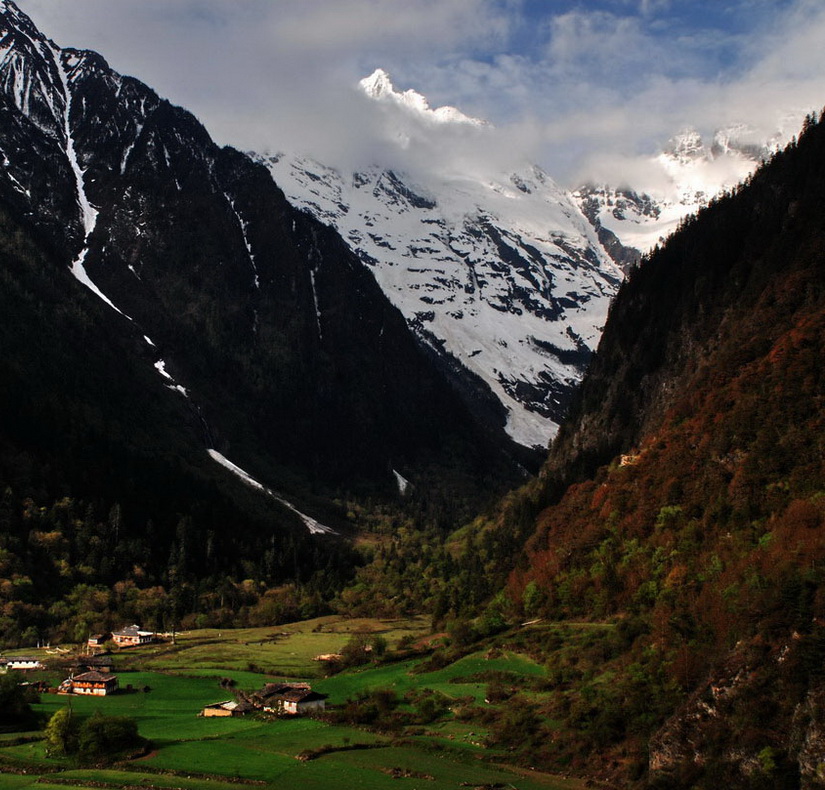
113;625;141;636
204;699;255;713
204;700;236;710
73;671;118;683
288;690;328;703
113;624;152;637
256;682;308;698
82;656;115;667
255;682;327;704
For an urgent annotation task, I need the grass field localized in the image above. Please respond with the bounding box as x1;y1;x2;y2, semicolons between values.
0;615;593;790
315;649;545;704
130;615;432;678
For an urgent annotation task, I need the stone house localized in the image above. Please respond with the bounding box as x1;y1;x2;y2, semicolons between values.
111;625;154;647
253;682;327;715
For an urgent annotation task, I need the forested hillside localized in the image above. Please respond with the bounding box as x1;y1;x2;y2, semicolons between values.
492;112;825;786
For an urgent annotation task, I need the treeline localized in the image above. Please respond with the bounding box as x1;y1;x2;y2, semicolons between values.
0;485;357;646
330;482;543;624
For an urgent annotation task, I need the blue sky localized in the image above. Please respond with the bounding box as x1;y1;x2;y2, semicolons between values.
18;0;825;185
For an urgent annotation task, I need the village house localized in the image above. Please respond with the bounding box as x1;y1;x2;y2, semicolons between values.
201;699;254;718
60;670;119;696
252;682;327;715
0;656;44;672
71;655;115;676
111;625;154;648
87;632;111;649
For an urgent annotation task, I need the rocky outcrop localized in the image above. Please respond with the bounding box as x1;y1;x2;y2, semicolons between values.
792;687;825;789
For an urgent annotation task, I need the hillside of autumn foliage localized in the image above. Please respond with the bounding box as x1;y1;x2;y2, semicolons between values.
498;112;825;787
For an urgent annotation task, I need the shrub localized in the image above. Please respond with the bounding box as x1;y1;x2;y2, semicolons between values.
45;709;146;765
0;674;38;730
77;711;142;763
44;707;78;756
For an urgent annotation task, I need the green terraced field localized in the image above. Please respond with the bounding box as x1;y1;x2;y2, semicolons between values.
0;616;591;790
130;615;432;678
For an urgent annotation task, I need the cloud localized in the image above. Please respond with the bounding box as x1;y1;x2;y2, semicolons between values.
19;0;514;166
266;0;510;57
453;0;825;184
16;0;825;191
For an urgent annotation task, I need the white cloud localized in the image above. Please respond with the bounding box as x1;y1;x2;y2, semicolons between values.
15;0;825;190
266;0;510;56
19;0;513;165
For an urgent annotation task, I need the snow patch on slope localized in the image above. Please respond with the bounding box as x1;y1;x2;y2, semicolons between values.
207;449;336;535
153;359;188;397
52;44;132;320
393;469;410;496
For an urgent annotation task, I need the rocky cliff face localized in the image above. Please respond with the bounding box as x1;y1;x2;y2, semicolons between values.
649;639;825;789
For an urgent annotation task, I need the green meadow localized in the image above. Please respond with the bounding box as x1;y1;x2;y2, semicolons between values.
135;615;432;678
0;616;589;790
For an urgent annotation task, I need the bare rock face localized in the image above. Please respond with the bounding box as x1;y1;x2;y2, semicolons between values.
791;687;825;789
648;687;714;779
648;632;825;789
648;640;790;788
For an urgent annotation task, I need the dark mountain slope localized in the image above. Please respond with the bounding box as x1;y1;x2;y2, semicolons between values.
543;114;825;495
0;1;528;505
0;195;364;640
464;115;825;785
0;0;531;642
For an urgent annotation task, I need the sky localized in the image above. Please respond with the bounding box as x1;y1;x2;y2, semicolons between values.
17;0;825;188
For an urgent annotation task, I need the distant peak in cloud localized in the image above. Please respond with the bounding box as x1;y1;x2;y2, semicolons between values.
359;68;488;127
359;68;394;99
662;128;704;162
660;124;780;168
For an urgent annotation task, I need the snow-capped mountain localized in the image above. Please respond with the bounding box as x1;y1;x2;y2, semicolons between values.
575;125;784;259
360;68;486;128
263;70;623;448
0;0;528;524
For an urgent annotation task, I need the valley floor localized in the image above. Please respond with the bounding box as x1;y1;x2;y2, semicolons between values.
0;616;592;790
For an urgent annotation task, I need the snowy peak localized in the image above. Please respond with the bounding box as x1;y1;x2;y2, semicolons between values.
264;147;621;448
359;68;394;100
0;0;66;139
265;73;625;449
0;0;46;48
662;128;705;164
576;123;786;257
663;124;777;167
359;68;487;127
